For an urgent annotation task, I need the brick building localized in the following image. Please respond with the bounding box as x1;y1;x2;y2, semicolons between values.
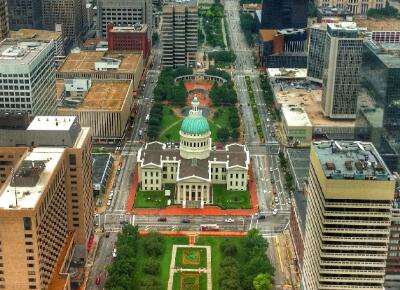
107;23;150;60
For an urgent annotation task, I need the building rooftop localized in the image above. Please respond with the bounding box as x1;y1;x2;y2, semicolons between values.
313;141;392;180
274;85;357;128
242;3;262;10
365;40;400;68
281;105;312;127
259;29;277;42
27;116;78;131
58;51;141;73
268;68;307;79
109;23;148;33
163;0;198;8
58;81;131;111
0;39;53;65
0;147;65;209
328;21;357;31
9;29;62;41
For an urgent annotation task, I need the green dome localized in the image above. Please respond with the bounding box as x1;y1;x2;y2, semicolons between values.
181;115;210;135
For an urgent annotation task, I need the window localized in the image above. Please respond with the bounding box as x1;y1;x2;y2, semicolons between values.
23;217;32;231
69;155;76;165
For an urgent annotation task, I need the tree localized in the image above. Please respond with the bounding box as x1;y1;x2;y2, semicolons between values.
152;32;159;45
220;240;238;257
144;232;165;257
138;275;162;290
143;258;160;275
231;129;240;141
253;274;273;290
217;128;229;143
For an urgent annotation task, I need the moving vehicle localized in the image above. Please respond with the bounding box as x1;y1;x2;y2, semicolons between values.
200;224;220;231
158;217;167;222
145;114;150;122
105;232;110;238
181;218;190;223
258;215;266;220
106;200;111;206
273;209;278;215
95;276;101;285
224;218;235;223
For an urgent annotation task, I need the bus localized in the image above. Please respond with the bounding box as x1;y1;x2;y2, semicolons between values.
200;224;220;231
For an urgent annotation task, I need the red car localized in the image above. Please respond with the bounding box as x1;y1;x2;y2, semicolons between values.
95;276;101;285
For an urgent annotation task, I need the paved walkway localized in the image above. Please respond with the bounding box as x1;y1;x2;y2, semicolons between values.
126;162;259;216
167;245;212;290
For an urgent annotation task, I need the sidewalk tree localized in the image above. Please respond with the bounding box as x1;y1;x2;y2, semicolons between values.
253;273;273;290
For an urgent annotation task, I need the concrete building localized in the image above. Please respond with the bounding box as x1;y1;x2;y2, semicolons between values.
57;50;144;90
316;0;385;14
0;115;94;290
41;0;83;44
9;29;65;65
259;28;308;68
137;98;249;207
0;39;57;116
97;0;152;38
7;0;42;30
260;0;307;30
362;40;400;134
316;6;353;23
321;22;364;119
307;25;328;83
107;23;151;59
281;104;312;146
0;0;8;40
57;79;134;142
162;0;198;68
302;141;395;290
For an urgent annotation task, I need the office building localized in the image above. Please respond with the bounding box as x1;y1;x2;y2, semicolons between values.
57;79;134;142
321;22;363;119
162;0;198;68
42;0;83;44
281;104;312;146
362;40;400;134
57;50;144;90
107;23;151;59
316;0;385;14
0;0;8;40
302;141;395;290
138;98;249;206
385;194;400;288
97;0;152;38
259;28;308;68
307;25;328;83
260;0;307;30
371;31;400;44
7;0;42;30
9;29;65;65
0;115;94;290
0;39;57;115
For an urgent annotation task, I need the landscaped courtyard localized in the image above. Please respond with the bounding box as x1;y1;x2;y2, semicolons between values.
213;184;251;209
105;226;275;290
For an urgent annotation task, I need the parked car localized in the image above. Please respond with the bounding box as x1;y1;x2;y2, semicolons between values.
106;200;111;206
112;248;117;258
95;276;101;285
105;232;110;238
224;218;235;223
258;215;266;220
181;218;191;223
273;209;278;215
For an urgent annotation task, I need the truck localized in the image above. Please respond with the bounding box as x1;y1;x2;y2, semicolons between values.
200;224;220;231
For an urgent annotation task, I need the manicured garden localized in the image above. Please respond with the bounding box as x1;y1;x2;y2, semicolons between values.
106;226;274;290
175;247;207;269
212;184;251;209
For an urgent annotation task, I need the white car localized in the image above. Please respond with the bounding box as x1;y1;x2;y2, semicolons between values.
224;218;235;223
273;209;278;215
107;200;111;206
112;248;117;258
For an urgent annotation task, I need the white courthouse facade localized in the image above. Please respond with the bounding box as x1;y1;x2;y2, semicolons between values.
137;98;250;207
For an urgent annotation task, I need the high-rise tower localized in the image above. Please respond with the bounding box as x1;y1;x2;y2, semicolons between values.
260;0;307;30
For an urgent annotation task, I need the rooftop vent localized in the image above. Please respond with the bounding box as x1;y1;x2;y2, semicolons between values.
345;160;352;171
325;161;336;170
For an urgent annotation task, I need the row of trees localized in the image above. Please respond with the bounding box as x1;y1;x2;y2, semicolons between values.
367;3;399;18
208;50;236;65
200;2;226;48
207;67;238;106
278;151;294;192
218;229;275;290
153;67;193;107
105;226;166;290
240;0;261;4
147;103;163;139
239;12;257;47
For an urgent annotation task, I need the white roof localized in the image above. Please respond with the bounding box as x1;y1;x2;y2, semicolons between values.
0;148;64;209
27;116;77;131
267;68;307;79
281;105;312;127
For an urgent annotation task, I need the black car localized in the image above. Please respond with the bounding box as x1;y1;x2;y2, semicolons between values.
181;218;190;223
158;217;167;222
258;215;266;220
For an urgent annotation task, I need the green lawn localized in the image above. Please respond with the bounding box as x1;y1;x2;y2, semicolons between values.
197;236;242;290
159;106;183;142
160;120;183;142
134;190;168;208
209;106;231;139
172;272;207;290
212;184;251;209
175;247;207;269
